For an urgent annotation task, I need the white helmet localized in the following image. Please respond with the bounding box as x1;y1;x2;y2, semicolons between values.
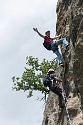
48;68;54;73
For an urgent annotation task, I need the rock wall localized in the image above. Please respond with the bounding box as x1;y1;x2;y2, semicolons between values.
42;0;83;125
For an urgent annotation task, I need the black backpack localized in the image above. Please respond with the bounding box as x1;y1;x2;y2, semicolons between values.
43;41;51;50
43;75;51;87
43;41;58;51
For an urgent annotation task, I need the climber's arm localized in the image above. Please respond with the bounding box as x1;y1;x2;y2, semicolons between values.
54;77;62;82
33;28;45;38
52;34;62;40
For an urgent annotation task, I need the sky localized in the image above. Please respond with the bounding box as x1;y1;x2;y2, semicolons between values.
0;0;58;125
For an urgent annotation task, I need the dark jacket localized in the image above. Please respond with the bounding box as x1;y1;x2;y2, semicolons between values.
43;73;56;88
43;73;62;95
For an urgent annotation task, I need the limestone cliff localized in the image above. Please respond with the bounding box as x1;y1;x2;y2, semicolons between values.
42;0;83;125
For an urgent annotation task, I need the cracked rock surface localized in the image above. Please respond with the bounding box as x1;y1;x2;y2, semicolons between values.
42;0;83;125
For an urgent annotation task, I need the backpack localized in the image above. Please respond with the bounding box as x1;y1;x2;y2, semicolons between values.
43;41;51;50
43;75;51;87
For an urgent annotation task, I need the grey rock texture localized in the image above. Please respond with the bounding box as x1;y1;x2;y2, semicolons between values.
42;0;83;125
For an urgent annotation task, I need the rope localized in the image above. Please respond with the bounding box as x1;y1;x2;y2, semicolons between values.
62;89;71;125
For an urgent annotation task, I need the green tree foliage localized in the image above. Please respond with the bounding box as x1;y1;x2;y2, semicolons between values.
12;56;57;98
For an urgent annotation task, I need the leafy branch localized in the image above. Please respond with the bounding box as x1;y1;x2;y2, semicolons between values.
12;56;57;98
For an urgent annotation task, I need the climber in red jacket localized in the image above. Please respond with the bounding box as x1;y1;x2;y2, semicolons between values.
33;28;69;67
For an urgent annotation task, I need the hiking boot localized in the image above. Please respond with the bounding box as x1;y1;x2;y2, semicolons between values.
65;45;69;51
59;63;64;67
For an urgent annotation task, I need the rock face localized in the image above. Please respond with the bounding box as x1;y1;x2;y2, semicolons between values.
42;0;83;125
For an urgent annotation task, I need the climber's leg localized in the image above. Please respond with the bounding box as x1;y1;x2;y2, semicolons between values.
56;38;69;47
62;38;69;47
54;87;66;108
54;50;62;64
59;95;65;108
51;41;58;51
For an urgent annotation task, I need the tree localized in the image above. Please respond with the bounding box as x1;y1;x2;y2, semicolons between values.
12;56;57;98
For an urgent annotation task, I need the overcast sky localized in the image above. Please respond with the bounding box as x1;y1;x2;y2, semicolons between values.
0;0;58;125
